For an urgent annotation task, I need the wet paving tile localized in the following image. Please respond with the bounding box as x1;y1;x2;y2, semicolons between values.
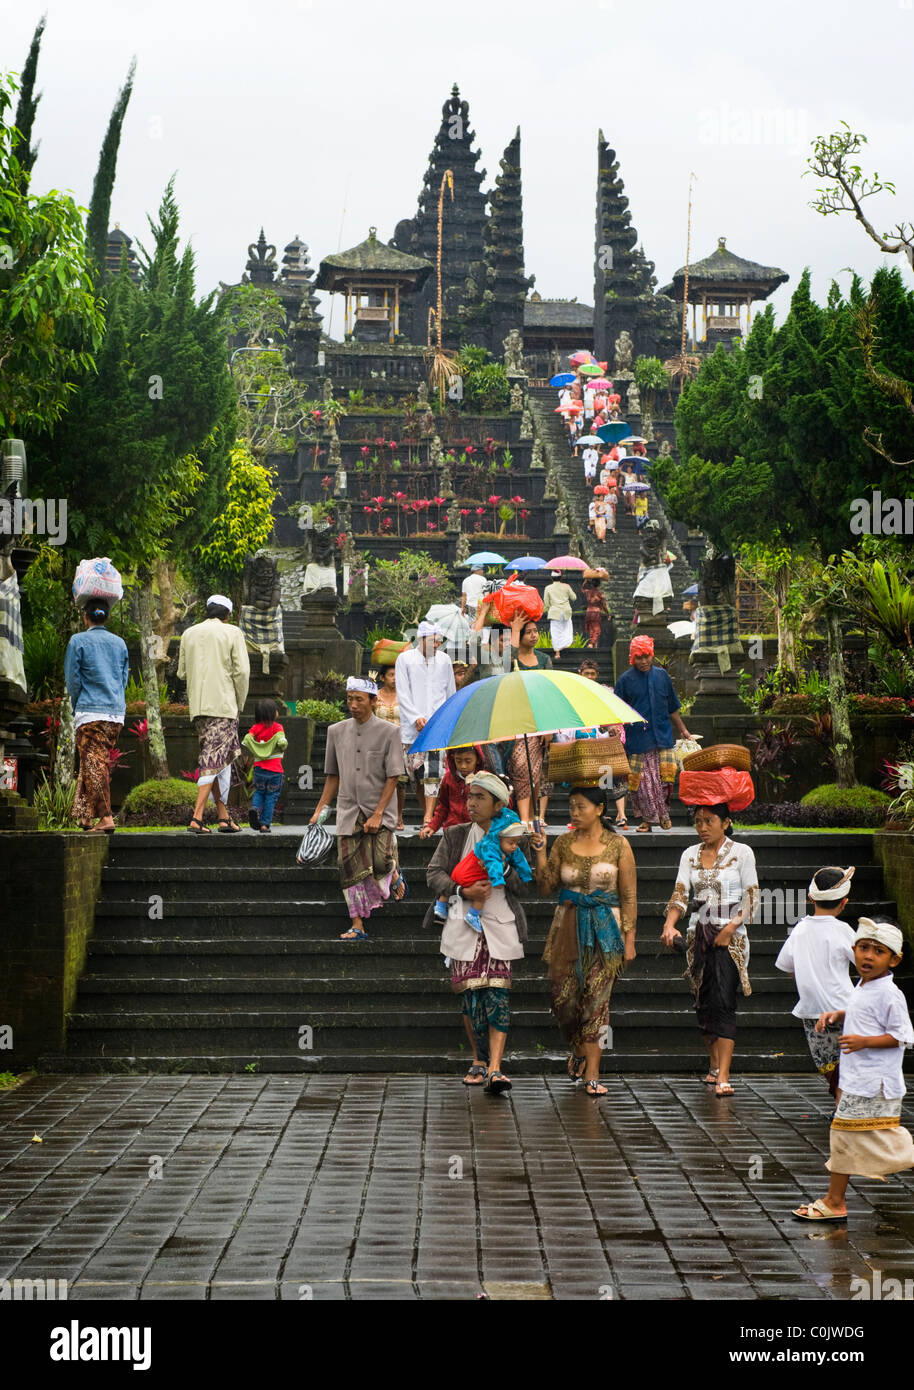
1;1075;912;1300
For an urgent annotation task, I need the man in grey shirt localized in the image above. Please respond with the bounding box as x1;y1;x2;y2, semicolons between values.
310;676;407;941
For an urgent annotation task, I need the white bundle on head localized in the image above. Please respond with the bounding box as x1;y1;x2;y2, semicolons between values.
855;918;904;957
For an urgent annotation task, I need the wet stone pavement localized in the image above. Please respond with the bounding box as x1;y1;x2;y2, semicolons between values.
1;1074;913;1301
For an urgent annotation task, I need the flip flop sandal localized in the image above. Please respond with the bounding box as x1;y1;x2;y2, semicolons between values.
792;1199;846;1222
463;1065;488;1086
614;817;628;827
702;1069;720;1085
715;1082;735;1096
340;927;367;941
391;871;409;900
636;822;653;833
485;1071;512;1095
567;1052;586;1081
584;1080;608;1096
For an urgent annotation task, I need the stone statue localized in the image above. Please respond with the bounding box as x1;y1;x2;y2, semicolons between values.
626;380;641;415
642;408;655;443
519;409;533;441
321;376;333;403
303;528;338;597
530;438;545;470
417;381;429;406
613;330;633;373
697;552;736;609
502;328;525;373
241;549;285;675
632;519;673;617
455;531;470;564
329;430;342;471
553;498;570;534
638;519;666;572
446;499;460;530
429;434;444;467
333;466;347;497
509;381;524;412
439;459;454;496
658;438;672;458
542;464;557;500
568;535;581;558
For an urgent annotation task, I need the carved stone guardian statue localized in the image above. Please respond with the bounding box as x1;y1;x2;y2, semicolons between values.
613;330;633;373
241;549;286;677
502;328;525;374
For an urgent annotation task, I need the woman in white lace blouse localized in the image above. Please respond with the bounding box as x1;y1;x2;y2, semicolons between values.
660;803;759;1097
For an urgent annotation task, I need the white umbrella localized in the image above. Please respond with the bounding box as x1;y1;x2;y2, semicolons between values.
425;603;470;646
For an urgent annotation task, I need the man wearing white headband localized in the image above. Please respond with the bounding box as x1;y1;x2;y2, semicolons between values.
178;592;250;834
310;670;406;941
395;619;455;826
776;866;856;1099
793;914;914;1222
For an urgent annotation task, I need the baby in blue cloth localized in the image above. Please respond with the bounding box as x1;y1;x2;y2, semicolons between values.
435;808;533;931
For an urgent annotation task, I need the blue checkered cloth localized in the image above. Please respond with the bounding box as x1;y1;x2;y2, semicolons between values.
692;604;741;673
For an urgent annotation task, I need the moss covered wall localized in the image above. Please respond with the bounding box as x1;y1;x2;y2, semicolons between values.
874;828;914;953
0;833;108;1068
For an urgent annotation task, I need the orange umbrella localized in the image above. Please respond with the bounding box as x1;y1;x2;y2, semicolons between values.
594;484;609;495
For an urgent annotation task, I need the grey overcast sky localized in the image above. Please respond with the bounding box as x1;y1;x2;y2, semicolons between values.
6;0;913;330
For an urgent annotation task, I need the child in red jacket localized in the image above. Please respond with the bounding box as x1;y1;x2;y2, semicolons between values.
418;745;485;838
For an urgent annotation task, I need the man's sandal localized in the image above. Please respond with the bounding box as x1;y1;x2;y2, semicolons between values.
485;1071;512;1094
463;1064;488;1086
792;1199;846;1222
584;1079;608;1096
218;819;242;833
188;817;211;834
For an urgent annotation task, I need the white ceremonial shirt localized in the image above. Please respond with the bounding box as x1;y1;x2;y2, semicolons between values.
837;972;914;1099
461;572;488;613
775;914;856;1019
395;645;456;746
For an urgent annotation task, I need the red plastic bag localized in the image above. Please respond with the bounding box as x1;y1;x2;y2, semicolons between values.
678;769;755;812
491;579;544;625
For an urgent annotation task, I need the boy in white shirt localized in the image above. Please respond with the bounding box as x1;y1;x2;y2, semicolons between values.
793;917;914;1221
775;865;856;1098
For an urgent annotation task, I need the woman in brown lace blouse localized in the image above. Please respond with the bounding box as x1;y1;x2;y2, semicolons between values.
532;787;637;1095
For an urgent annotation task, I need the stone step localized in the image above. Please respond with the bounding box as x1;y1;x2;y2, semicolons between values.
36;1049;813;1075
59;1011;815;1050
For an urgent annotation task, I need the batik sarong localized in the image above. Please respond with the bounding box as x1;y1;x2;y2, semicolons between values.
627;746;676;824
509;735;548;802
685;919;751;1040
802;1018;842;1098
451;934;512;1055
73;721;122;825
337;811;398;921
194;715;241;783
827;1086;914;1180
543;889;624;1048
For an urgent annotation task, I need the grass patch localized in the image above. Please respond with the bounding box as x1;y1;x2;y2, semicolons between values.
0;1071;34;1092
735;823;875;834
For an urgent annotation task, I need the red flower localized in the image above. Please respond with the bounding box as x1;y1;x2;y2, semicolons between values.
180;768;200;782
465;445;475;455
520;509;530;519
433;496;446;506
360;446;369;456
487;495;500;506
129;719;149;742
363;505;373;514
428;522;437;531
460;508;471;517
320;475;332;490
389;439;398;450
511;495;525;505
475;507;485;516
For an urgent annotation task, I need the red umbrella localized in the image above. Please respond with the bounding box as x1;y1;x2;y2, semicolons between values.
593;484;609;495
555;401;583;414
569;350;595;366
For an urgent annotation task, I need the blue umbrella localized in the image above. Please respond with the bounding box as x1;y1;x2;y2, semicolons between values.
683;583;698;597
464;550;508;567
502;555;547;571
597;422;632;444
550;373;576;387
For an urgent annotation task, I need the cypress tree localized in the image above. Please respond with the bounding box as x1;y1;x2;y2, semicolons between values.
12;12;46;180
85;57;136;273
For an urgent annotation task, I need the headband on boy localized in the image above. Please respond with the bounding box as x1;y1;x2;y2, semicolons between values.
855;918;903;957
807;866;855;902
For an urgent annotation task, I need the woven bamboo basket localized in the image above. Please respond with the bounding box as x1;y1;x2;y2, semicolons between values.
680;743;751;773
547;736;629;785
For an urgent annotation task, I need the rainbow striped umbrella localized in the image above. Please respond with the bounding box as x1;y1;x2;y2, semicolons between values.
410;669;644;753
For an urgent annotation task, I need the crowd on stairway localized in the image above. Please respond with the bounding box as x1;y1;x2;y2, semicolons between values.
553;350;653;538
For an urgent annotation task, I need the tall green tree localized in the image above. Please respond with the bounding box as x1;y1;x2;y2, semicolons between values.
0;71;105;435
85;58;136;273
11;12;46;181
32;181;237;778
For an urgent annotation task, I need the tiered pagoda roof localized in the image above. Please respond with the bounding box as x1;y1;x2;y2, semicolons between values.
660;237;789;300
461;127;533;351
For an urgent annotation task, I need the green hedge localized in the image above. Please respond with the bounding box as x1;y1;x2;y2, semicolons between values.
120;778;217;827
800;784;891;812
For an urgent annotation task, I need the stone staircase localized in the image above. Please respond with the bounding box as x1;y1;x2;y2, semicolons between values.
39;829;898;1076
527;386;695;623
